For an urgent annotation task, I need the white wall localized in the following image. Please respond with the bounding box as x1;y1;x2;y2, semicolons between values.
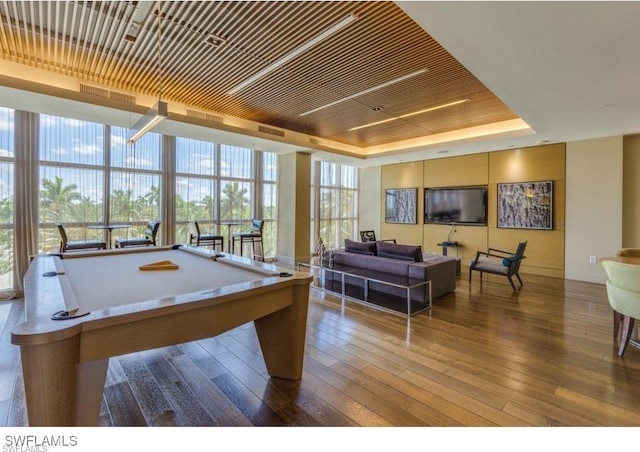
565;136;623;283
358;166;382;238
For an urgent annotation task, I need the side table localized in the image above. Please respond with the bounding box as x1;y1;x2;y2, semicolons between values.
436;241;462;276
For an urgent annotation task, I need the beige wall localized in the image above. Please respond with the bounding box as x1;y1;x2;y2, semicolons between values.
565;136;623;283
358;166;382;239
488;144;566;277
423;153;490;263
377;144;566;277
276;152;311;265
279;135;633;284
623;135;640;247
380;162;424;245
362;137;640;282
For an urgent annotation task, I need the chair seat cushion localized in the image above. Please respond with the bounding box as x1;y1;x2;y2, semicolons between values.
471;256;509;275
116;238;153;246
234;232;261;238
200;235;223;240
66;240;106;249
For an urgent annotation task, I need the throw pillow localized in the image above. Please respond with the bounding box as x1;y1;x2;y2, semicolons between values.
377;241;422;263
502;255;515;266
344;239;377;256
378;251;415;261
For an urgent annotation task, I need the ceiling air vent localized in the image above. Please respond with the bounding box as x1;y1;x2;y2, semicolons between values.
79;84;135;104
186;109;223;124
258;126;285;137
109;91;136;104
80;84;109;98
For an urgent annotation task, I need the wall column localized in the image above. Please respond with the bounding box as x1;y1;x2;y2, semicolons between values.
276;152;311;265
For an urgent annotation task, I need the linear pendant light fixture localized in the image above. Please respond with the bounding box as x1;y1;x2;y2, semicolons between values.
348;99;471;131
299;68;428;116
227;14;357;95
127;100;168;143
127;2;167;143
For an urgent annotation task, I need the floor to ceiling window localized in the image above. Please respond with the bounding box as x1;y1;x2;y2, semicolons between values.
259;151;278;257
311;161;359;250
220;144;253;221
219;144;253;251
0;110;279;292
110;126;161;240
38;114;106;252
175;137;218;243
0;107;14;291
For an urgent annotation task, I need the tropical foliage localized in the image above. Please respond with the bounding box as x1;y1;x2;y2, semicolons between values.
34;177;276;256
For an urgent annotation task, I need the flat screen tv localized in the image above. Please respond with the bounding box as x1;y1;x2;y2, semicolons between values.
425;186;487;225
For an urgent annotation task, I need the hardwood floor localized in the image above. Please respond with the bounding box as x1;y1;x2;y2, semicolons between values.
2;271;640;427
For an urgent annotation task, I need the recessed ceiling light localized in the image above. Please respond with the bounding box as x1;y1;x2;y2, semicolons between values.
205;33;226;47
299;69;428;116
348;99;470;131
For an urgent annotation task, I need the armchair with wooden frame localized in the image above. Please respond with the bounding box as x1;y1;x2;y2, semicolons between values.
359;230;396;244
469;241;528;291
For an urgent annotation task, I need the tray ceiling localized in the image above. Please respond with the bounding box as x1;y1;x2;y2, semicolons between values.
0;1;520;150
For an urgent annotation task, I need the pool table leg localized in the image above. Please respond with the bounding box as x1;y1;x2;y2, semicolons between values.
253;283;310;380
20;334;108;426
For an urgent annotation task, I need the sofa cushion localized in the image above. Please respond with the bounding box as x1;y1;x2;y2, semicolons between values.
377;241;422;262
345;239;377;256
365;256;411;276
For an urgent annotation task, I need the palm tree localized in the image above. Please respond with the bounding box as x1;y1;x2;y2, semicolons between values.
142;185;159;208
0;197;13;223
0;229;13;276
200;195;215;220
110;189;135;222
73;195;101;223
40;177;81;223
220;182;249;220
175;195;200;222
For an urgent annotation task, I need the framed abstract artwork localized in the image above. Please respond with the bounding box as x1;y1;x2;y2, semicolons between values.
497;181;553;230
385;188;417;224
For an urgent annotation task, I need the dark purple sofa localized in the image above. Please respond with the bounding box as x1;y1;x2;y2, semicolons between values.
322;240;457;307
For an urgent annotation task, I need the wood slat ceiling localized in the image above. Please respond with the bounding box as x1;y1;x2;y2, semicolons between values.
0;0;520;148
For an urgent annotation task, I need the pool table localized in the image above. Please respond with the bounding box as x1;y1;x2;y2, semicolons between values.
12;245;312;426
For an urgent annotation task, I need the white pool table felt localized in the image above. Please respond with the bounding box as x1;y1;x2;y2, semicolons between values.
53;249;275;315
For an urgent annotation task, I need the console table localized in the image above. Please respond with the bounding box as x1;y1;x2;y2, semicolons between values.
436;241;462;275
437;241;461;256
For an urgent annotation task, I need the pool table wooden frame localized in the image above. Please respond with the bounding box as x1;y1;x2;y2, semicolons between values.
12;245;312;426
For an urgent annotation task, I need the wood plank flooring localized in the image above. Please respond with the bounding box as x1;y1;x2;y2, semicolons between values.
2;271;640;427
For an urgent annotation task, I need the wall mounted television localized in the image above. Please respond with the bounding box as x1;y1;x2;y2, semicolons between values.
424;186;487;225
